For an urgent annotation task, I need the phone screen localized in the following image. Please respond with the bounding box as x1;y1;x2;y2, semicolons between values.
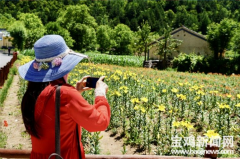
86;77;100;88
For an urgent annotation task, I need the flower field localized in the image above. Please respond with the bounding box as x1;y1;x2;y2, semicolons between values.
18;56;240;157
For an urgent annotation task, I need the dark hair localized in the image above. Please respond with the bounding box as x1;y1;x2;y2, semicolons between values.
21;78;67;138
21;81;49;138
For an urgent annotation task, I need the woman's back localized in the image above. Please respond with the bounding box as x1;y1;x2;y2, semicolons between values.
31;83;81;158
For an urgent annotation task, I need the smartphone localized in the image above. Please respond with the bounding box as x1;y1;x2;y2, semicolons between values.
86;77;103;88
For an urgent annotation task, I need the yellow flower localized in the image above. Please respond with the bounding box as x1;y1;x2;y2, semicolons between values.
204;130;220;139
120;86;129;94
115;70;123;75
141;97;148;103
173;121;180;127
134;105;139;110
177;94;186;100
191;85;199;90
185;122;194;130
141;107;146;113
235;103;240;107
197;101;203;106
178;83;183;86
120;86;128;90
112;91;121;97
88;91;93;95
218;103;230;109
237;94;240;99
158;104;165;112
226;94;232;98
180;121;187;127
194;96;200;101
169;110;173;114
162;89;167;93
171;88;178;93
196;90;205;95
131;98;140;104
210;90;218;94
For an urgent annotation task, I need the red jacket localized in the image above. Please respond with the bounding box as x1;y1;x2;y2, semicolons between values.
30;82;111;159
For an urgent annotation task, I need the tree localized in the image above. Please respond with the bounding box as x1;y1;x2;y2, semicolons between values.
156;26;182;69
165;9;176;27
152;2;165;32
70;24;96;52
57;5;97;51
174;6;198;31
198;11;211;35
8;21;27;50
96;25;113;53
232;29;240;56
136;21;151;60
207;19;237;59
89;2;108;25
0;13;15;29
108;0;127;26
18;13;45;48
212;5;229;23
111;24;134;55
45;22;74;47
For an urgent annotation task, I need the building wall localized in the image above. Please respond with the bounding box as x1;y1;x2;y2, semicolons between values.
149;30;212;60
0;36;12;48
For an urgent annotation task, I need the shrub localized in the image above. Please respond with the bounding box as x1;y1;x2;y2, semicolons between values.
21;49;35;56
172;53;204;72
172;53;240;75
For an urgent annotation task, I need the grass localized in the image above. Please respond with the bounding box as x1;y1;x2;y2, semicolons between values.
0;65;17;106
0;132;7;148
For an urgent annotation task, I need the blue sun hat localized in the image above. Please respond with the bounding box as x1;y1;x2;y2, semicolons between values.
18;35;88;82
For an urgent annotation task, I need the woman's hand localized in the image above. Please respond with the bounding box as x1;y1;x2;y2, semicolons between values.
76;76;92;94
95;76;108;97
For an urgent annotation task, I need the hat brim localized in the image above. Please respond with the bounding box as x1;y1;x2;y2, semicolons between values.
18;52;87;82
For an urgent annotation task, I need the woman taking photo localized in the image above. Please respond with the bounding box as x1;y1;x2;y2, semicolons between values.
18;35;110;159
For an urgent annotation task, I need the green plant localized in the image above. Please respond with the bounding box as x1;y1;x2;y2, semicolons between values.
84;52;144;67
0;67;15;106
21;49;35;56
0;132;7;148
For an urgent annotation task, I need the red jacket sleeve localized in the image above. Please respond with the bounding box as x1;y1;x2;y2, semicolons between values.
65;86;111;132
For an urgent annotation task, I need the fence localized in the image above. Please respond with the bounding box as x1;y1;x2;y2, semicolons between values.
0;52;17;86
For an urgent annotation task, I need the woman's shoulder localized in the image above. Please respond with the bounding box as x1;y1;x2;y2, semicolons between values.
42;83;76;96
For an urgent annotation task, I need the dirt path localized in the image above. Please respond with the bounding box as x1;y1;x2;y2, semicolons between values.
99;130;136;155
0;75;32;151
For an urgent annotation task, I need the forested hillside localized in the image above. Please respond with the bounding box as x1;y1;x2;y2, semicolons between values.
0;0;240;59
1;0;239;33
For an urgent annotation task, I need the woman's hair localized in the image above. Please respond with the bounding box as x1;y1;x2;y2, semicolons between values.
21;78;67;138
21;81;49;138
